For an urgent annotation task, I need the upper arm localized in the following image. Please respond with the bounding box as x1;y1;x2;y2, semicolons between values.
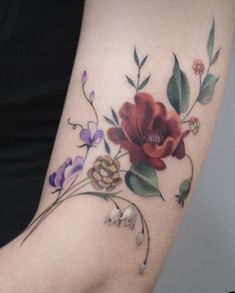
0;1;235;292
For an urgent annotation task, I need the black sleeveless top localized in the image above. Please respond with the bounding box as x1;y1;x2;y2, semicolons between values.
0;0;84;246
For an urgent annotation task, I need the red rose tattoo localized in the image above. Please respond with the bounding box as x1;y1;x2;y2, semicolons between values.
107;92;189;170
21;19;220;275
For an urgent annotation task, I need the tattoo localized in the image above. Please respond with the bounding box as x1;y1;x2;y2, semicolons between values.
21;20;220;274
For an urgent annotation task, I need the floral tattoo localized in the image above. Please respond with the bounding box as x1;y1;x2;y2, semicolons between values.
22;20;220;274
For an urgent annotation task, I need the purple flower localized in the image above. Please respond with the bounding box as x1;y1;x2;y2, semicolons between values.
49;156;84;189
81;70;87;85
80;121;104;146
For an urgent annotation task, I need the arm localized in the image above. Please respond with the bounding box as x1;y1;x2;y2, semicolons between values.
1;1;234;292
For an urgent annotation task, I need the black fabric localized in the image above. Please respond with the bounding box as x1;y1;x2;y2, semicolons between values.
0;0;84;246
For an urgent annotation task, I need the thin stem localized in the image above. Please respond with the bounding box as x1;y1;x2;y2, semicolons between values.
116;152;129;160
185;153;194;180
67;181;92;198
82;84;99;125
67;118;84;130
136;66;141;93
21;200;64;246
182;100;197;121
108;197;120;210
182;74;202;122
21;181;92;246
111;195;150;265
25;194;61;231
114;146;122;159
65;177;90;196
206;64;211;76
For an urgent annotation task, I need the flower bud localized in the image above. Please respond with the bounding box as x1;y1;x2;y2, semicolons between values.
81;70;88;85
192;59;205;75
188;116;200;135
136;232;145;246
104;207;122;226
138;262;146;274
121;205;137;229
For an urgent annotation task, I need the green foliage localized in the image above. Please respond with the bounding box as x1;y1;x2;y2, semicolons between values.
210;48;220;66
197;74;219;104
111;108;119;125
140;55;148;68
138;75;151;91
125;162;162;198
104;139;111;154
167;54;190;114
126;75;136;88
134;47;140;67
207;19;215;62
103;115;117;126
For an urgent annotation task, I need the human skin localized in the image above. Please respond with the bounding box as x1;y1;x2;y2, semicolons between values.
0;1;234;292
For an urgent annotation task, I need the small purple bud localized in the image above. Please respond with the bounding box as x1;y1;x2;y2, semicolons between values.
89;91;95;102
81;70;87;85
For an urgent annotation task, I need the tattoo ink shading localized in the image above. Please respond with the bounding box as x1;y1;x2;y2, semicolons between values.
22;20;220;274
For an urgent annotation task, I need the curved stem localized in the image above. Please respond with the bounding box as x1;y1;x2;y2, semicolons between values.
21;181;92;246
116;152;129;160
206;64;211;76
182;74;202;122
185;153;194;180
108;197;120;210
111;195;150;265
67;118;84;130
136;66;141;93
25;190;62;231
66;179;91;198
82;84;99;125
114;146;122;159
21;199;64;246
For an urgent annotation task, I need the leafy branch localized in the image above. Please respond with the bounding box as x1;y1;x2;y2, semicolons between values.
126;47;150;92
182;19;220;121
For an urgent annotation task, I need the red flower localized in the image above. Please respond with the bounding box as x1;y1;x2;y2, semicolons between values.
107;93;189;170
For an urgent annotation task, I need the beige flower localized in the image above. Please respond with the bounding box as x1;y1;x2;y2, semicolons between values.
104;207;122;227
121;205;137;230
88;155;122;192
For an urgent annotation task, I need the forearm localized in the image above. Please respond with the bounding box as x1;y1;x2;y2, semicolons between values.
0;1;235;292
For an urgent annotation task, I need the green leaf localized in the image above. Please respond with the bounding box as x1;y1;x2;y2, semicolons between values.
134;47;140;67
197;74;219;104
140;55;148;68
167;54;190;114
103;116;116;126
207;19;215;62
104;138;111;154
210;48;221;66
176;178;192;207
126;75;136;88
125;162;162;197
138;75;151;91
111;108;119;125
